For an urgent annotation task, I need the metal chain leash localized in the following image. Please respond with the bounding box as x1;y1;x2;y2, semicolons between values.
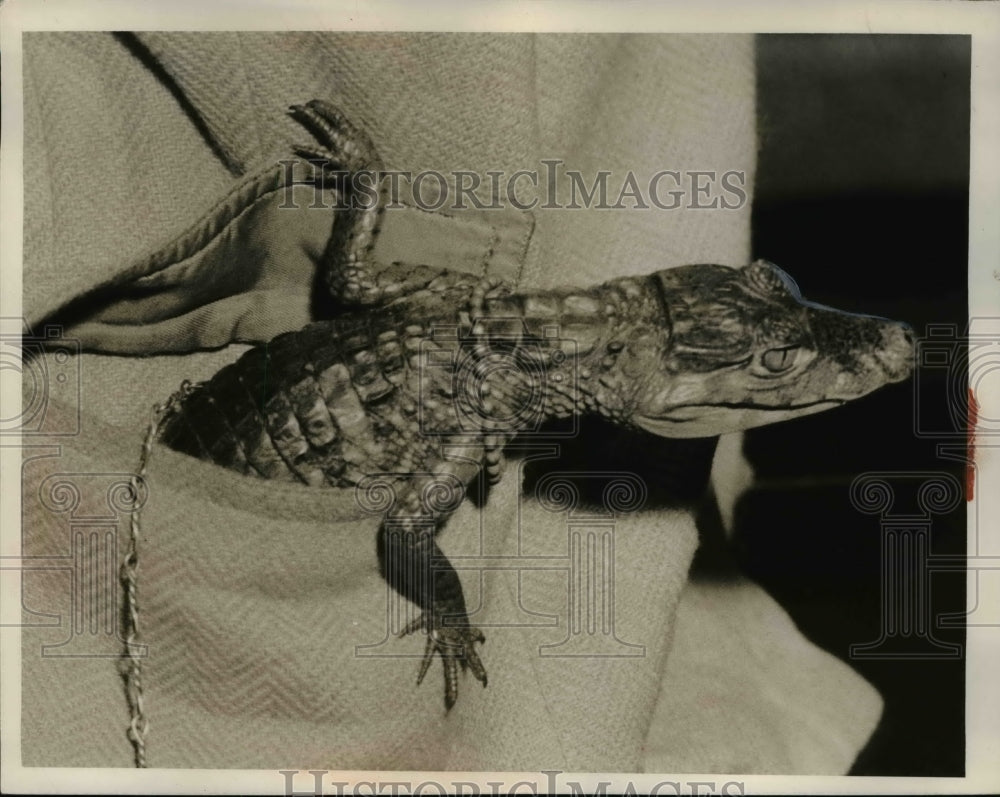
121;381;193;768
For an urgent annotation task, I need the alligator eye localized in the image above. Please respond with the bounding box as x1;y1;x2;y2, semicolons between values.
761;346;799;373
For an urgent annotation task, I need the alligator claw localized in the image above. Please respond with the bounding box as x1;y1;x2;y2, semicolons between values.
401;613;487;710
287;99;376;175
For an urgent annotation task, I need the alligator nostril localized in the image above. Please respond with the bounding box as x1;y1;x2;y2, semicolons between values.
876;323;915;380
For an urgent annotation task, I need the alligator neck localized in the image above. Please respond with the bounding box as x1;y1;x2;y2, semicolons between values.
476;275;666;426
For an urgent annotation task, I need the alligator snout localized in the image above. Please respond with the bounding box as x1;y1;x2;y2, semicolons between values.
876;321;914;382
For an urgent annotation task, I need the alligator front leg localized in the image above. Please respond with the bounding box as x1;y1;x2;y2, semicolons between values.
288;99;388;307
377;508;487;709
289;99;497;313
401;611;487;707
373;467;489;710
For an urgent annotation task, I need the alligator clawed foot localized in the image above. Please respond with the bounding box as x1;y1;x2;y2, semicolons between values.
287;99;377;180
401;613;487;710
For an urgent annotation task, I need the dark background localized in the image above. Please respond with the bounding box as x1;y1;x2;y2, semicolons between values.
734;34;969;775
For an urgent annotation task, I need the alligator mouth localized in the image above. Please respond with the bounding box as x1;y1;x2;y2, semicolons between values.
634;399;847;437
652;399;847;421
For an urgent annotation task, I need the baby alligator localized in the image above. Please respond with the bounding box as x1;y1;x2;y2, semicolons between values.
158;100;914;709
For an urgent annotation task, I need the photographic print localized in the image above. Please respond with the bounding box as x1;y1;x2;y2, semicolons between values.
1;2;997;794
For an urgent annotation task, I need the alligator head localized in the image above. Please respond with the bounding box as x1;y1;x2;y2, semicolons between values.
626;260;913;438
